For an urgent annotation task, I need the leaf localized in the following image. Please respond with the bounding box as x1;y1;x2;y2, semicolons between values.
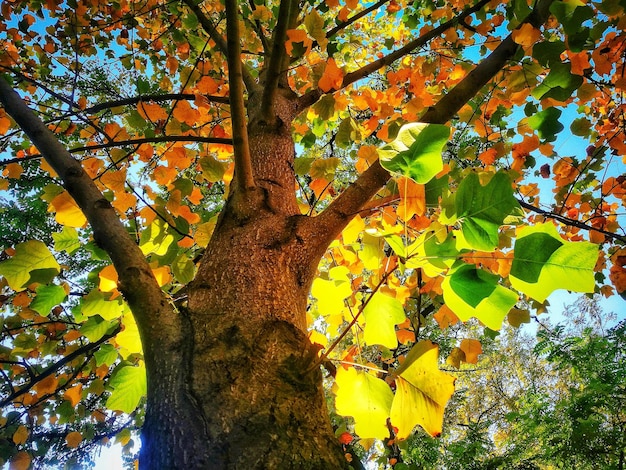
459;339;482;364
508;308;531;327
390;340;456;438
81;290;128;321
311;266;352;317
318;58;343;92
378;123;450;184
64;384;83;407
49;191;87;227
0;240;60;291
140;219;175;256
531;62;583;101
363;291;406;348
12;425;29;445
512;23;541;47
80;316;116;342
106;363;147;413
9;451;31;470
510;223;598;302
334;367;393;439
527;107;564;142
65;431;83;448
94;344;119;366
52;226;80;254
30;284;67;316
442;264;518;330
116;314;143;357
443;172;520;250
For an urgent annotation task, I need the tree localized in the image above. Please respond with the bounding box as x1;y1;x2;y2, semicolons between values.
0;0;625;468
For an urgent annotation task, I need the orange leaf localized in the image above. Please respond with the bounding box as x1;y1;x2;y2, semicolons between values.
512;23;541;47
12;425;29;445
478;148;497;165
172;100;200;127
285;29;312;56
64;384;83;407
434;304;458;330
459;339;482;364
66;431;83;448
151;266;172;287
318;58;343;92
10;451;31;470
397;176;425;221
99;265;119;292
34;374;58;396
137;102;168;122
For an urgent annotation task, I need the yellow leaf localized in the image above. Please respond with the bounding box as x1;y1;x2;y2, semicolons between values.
49;191;86;227
446;347;465;368
100;168;127;192
459;339;482;364
311;266;352;317
390;340;456;438
65;431;83;448
341;215;364;245
99;265;119;292
12;425;29;445
9;451;31;470
335;367;393;439
116;314;143;357
151;266;172;287
318;58;344;92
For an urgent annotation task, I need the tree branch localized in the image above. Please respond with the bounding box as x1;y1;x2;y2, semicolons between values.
0;135;232;167
0;76;178;357
325;0;389;41
225;0;256;190
308;0;556;247
518;199;626;244
183;0;257;91
260;0;298;121
0;325;120;408
296;0;491;113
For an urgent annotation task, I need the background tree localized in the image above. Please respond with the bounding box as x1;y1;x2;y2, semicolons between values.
0;0;625;468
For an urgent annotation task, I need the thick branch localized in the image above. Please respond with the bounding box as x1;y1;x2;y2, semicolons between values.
183;0;257;91
260;0;297;121
225;0;256;190
296;0;491;113
0;76;178;355
309;0;555;247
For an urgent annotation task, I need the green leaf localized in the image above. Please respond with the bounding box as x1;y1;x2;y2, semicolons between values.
172;254;195;284
94;344;119;367
0;240;60;291
550;1;594;36
336;117;361;148
30;284;67;316
139;219;174;256
510;223;598;302
80;316;116;342
527;107;564;142
442;264;518;330
390;340;456;438
378;123;450;183
81;290;128;321
334;367;393;439
52;227;80;254
363;292;405;348
531;62;583;101
199;156;227;183
106;363;147;413
443;172;520;250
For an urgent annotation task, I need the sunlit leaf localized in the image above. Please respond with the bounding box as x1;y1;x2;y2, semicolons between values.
106;363;147;413
335;367;393;439
378;123;449;184
0;240;60;291
390;340;456;438
442;264;518;330
363;291;405;348
510;223;598;302
49;191;87;227
30;284;67;316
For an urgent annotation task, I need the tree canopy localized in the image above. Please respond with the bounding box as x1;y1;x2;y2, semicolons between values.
0;0;625;468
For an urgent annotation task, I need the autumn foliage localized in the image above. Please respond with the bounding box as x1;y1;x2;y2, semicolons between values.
0;0;625;468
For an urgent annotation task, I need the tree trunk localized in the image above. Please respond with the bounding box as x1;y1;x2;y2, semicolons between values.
138;91;349;469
